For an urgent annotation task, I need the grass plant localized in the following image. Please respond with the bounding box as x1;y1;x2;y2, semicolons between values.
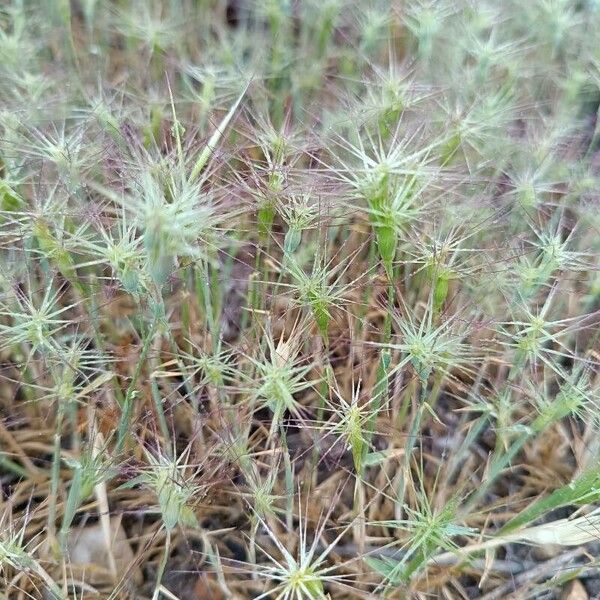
0;1;600;598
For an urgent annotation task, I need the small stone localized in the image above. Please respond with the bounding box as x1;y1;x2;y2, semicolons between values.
532;543;560;560
561;580;589;600
66;518;142;586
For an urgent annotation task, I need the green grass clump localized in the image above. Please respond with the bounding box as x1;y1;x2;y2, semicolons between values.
0;1;600;599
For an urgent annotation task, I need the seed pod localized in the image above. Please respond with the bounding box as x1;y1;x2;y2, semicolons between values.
433;273;450;312
258;198;276;241
312;301;330;340
518;182;537;209
442;130;461;164
144;221;174;287
159;488;181;532
347;407;364;473
0;180;23;214
32;219;78;282
119;263;142;295
306;287;330;339
376;224;397;278
284;227;302;255
148;252;174;288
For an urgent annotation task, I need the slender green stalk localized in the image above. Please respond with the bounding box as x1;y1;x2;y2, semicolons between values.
116;314;159;452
